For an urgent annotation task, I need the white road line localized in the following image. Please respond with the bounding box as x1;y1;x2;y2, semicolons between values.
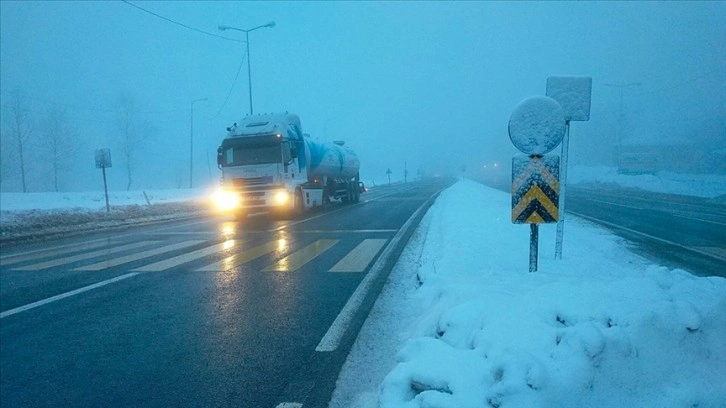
275;403;303;408
582;197;645;211
568;210;726;262
578;197;726;226
75;240;205;271
196;240;279;272
316;193;436;352
133;240;238;272
0;273;139;319
13;241;158;271
270;186;419;233
262;239;339;272
294;229;397;234
0;238;112;265
329;239;388;273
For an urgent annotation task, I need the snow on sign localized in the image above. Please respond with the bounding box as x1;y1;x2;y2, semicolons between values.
508;96;566;155
545;76;592;121
511;155;560;224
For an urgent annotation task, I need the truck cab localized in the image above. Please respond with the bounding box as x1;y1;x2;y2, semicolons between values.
213;113;361;219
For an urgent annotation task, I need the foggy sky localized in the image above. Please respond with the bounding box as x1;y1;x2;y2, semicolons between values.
1;1;724;192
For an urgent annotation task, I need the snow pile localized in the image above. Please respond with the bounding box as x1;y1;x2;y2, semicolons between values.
0;188;211;241
333;179;726;408
0;188;210;211
569;165;726;199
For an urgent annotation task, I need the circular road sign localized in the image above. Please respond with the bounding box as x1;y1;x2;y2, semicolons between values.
508;96;566;155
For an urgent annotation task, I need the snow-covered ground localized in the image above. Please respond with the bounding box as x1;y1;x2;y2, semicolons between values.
0;187;212;212
0;188;212;241
569;165;726;199
330;178;726;408
1;169;725;406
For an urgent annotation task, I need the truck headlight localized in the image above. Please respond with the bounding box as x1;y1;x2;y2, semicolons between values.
212;189;240;211
273;191;290;205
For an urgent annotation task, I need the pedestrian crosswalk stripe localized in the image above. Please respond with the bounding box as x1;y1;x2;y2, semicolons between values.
197;241;280;272
75;241;206;271
328;239;388;273
13;241;158;271
0;240;115;267
133;240;239;272
262;239;339;272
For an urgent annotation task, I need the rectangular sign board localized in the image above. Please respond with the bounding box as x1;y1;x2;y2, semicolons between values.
546;76;592;121
95;148;112;169
512;155;560;224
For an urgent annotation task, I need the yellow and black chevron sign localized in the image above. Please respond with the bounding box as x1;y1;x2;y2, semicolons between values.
511;155;560;224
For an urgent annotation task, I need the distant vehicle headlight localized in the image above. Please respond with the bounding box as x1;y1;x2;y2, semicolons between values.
273;191;290;205
212;189;240;211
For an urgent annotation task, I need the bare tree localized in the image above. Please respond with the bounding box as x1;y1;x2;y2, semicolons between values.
2;92;33;192
114;94;154;190
43;107;77;192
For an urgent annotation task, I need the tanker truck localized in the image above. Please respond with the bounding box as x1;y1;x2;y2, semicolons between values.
213;113;362;218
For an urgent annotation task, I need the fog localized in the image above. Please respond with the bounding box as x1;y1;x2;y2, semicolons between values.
1;1;724;192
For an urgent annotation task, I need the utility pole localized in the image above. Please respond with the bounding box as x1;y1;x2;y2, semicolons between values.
219;22;276;115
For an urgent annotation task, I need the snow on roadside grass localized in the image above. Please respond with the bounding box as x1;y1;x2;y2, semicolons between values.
569;165;726;198
0;189;211;241
333;178;726;408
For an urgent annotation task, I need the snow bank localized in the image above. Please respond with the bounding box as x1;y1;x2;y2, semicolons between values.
0;188;211;241
569;165;726;198
332;179;726;408
0;188;210;211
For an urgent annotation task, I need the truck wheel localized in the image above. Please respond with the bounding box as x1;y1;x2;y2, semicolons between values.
293;190;304;216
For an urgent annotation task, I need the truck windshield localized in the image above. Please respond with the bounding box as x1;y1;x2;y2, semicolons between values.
221;136;281;166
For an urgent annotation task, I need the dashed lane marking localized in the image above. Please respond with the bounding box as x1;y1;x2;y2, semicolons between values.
75;241;206;271
196;241;280;272
328;239;388;273
1;239;115;266
12;241;158;271
263;239;339;272
132;240;239;272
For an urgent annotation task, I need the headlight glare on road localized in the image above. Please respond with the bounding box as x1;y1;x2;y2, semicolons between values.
273;191;290;205
212;189;240;211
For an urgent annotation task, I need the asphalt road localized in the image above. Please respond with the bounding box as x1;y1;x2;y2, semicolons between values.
565;184;726;278
475;173;726;278
0;177;455;408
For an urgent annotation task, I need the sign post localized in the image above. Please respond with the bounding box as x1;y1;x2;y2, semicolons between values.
545;77;592;260
508;96;566;272
95;148;112;213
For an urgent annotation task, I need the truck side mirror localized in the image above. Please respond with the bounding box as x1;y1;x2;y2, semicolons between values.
216;146;223;169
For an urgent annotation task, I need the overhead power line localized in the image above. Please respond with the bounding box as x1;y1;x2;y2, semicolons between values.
121;1;244;43
635;69;723;96
216;50;248;117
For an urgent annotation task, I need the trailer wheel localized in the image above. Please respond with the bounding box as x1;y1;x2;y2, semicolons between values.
341;184;350;203
353;184;360;203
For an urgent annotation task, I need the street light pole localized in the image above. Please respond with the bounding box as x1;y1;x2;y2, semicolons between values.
190;97;207;188
218;21;275;115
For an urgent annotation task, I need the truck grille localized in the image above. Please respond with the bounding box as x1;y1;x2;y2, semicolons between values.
232;176;273;186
